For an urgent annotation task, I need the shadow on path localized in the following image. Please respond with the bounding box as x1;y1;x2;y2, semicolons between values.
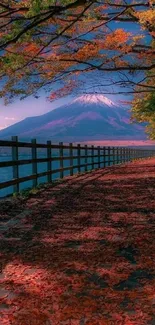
0;159;155;324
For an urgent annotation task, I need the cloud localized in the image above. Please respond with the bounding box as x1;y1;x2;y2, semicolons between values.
4;117;16;120
0;124;8;130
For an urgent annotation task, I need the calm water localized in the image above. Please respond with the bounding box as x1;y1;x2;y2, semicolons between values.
0;150;117;198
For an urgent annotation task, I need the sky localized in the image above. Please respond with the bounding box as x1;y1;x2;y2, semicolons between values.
0;95;71;130
0;5;149;131
0;64;132;130
0;86;130;130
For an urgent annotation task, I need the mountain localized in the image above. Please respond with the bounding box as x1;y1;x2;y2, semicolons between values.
0;94;147;141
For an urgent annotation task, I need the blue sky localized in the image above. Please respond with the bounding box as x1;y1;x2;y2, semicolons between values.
0;89;126;130
0;6;149;130
0;94;72;130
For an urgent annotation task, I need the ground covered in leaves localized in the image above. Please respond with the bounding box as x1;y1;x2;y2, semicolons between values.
0;158;155;325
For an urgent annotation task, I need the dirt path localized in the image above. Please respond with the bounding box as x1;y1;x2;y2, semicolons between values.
0;158;155;325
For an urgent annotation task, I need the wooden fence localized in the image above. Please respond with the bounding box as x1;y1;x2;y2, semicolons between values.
0;136;155;194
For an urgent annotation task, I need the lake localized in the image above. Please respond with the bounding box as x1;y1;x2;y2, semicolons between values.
0;151;114;198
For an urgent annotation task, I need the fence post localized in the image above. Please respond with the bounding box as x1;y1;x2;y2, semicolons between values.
138;149;140;159
129;148;131;161
131;148;133;160
47;140;52;183
103;147;106;167
12;136;19;193
120;147;122;163
122;147;125;163
116;147;119;164
119;147;121;164
69;143;73;176
130;148;132;161
123;147;125;163
116;147;118;164
126;148;129;162
126;148;128;162
122;147;124;163
112;147;114;165
120;147;122;164
85;145;88;172
108;147;111;166
91;145;94;170
125;148;127;162
131;149;134;161
59;142;64;179
77;144;81;173
31;138;38;188
98;146;101;169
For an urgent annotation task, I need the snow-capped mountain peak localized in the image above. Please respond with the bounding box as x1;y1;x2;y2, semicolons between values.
0;93;145;141
72;94;115;107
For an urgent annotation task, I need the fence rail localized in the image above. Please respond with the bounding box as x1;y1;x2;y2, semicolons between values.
0;136;155;195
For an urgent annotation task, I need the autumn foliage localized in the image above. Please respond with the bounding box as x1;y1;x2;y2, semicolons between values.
0;1;154;136
0;1;154;102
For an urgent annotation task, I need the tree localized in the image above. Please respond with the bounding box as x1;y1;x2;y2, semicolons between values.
0;0;154;106
131;31;155;139
131;69;155;139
